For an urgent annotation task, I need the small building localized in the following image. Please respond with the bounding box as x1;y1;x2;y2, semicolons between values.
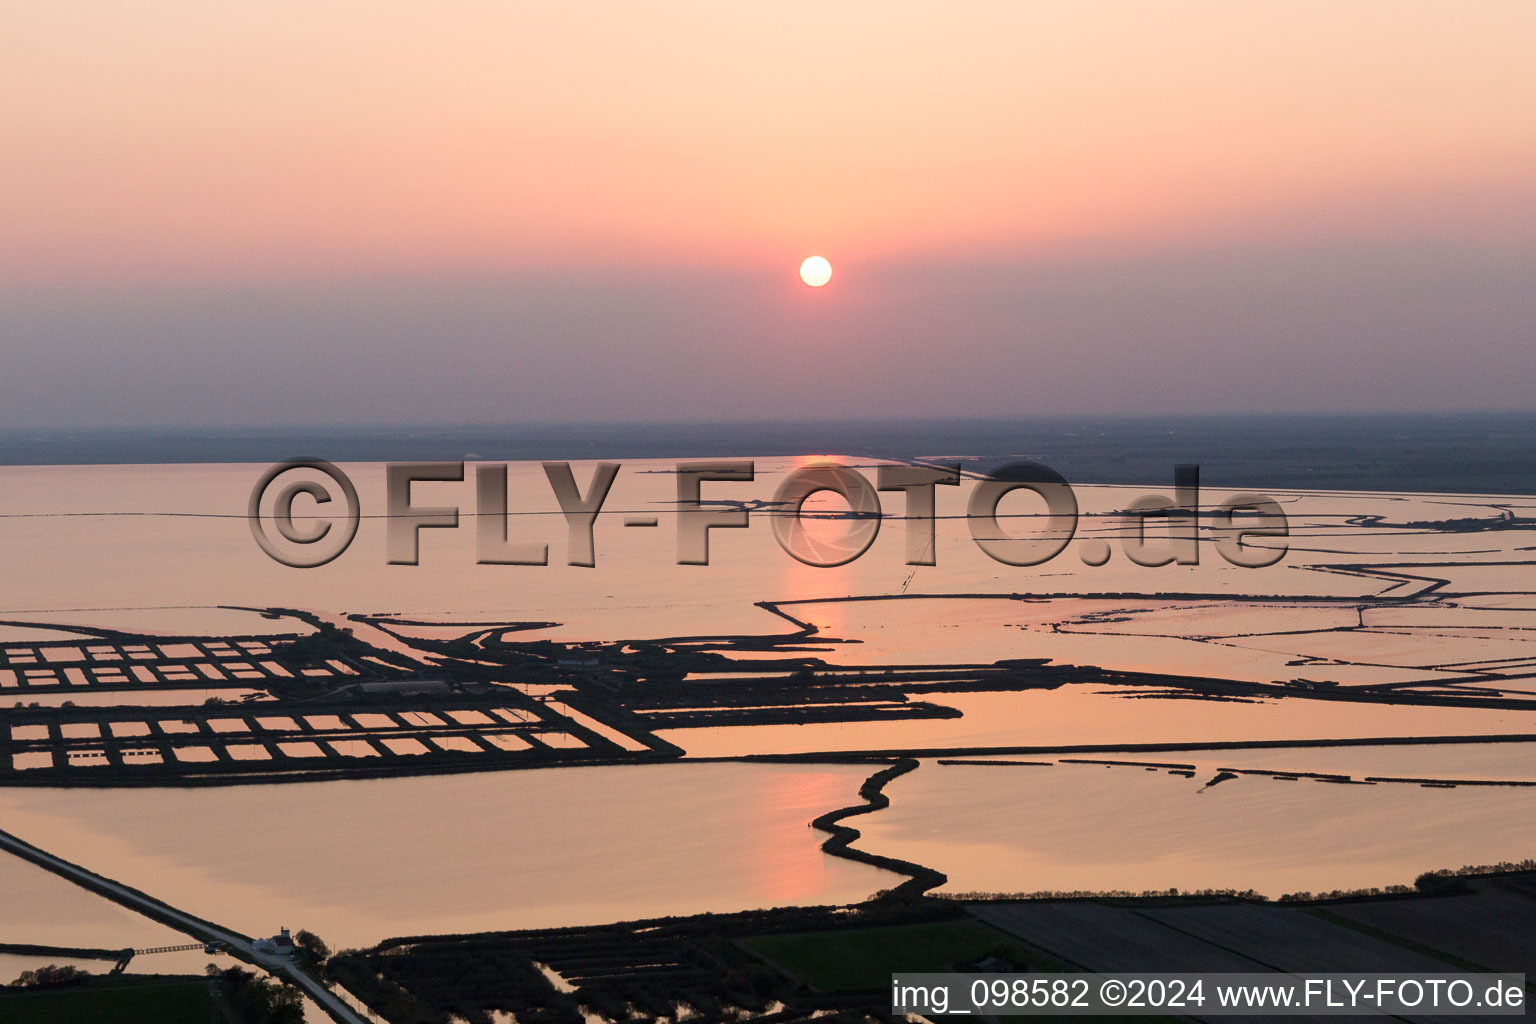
253;927;296;956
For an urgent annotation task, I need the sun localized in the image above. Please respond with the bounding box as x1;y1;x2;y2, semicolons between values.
799;256;832;287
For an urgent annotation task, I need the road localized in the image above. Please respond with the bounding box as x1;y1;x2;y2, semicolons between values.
0;825;369;1024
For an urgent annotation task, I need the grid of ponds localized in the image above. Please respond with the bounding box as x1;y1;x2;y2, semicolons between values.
0;638;366;692
1;699;629;776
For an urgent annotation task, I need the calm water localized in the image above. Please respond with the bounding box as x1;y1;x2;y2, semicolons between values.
0;451;1532;951
659;687;1536;758
0;851;191;950
0;764;894;950
857;758;1536;897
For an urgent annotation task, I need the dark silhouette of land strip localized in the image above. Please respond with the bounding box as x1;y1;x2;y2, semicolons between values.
0;941;126;961
808;757;946;899
1363;775;1536;787
738;732;1536;764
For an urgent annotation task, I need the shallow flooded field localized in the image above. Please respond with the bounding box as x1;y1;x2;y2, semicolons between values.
856;758;1536;898
0;763;895;949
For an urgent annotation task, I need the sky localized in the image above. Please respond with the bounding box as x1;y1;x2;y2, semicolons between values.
3;1;1535;427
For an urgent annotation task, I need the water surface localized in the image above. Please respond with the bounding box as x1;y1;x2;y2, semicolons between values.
0;763;895;950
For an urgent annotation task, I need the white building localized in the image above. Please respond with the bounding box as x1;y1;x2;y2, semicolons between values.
253;926;296;955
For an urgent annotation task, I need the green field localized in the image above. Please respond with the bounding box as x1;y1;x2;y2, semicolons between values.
741;918;1049;992
0;980;218;1023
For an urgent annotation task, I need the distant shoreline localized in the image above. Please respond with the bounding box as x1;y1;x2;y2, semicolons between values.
1;412;1534;495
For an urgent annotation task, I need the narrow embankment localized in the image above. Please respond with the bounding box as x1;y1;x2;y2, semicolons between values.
0;827;366;1024
810;757;947;899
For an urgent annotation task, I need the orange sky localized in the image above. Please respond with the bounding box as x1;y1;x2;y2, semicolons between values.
4;2;1536;426
6;1;1535;283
